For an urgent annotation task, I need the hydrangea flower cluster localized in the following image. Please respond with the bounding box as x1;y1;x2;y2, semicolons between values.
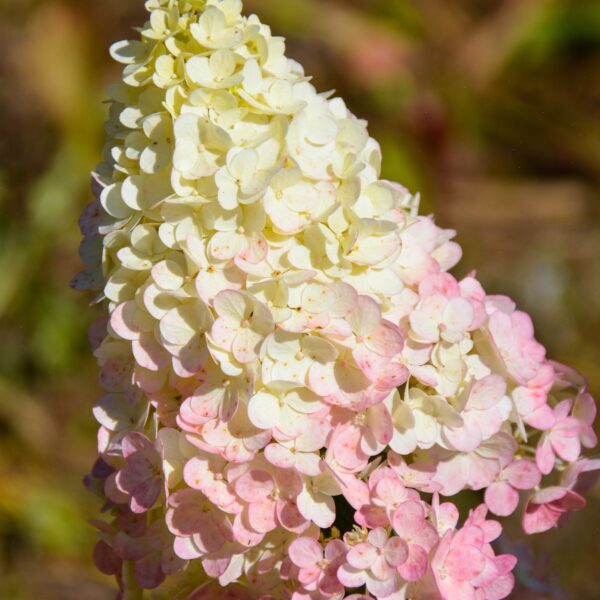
76;1;599;598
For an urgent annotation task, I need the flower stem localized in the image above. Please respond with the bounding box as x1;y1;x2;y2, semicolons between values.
123;561;143;600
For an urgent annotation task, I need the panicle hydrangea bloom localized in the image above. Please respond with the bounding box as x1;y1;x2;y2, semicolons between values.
76;1;599;598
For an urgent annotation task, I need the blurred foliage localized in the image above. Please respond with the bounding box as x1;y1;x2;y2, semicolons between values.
0;0;598;598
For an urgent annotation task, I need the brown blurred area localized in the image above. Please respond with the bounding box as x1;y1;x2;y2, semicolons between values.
0;0;598;598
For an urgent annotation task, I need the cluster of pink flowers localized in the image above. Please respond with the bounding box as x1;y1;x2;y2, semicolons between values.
78;1;598;598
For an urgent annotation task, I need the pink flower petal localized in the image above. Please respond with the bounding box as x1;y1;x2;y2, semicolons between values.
504;459;541;490
234;470;274;502
264;443;294;469
232;328;262;363
525;404;556;430
288;537;322;569
248;499;278;533
347;542;378;569
132;334;170;371
135;554;165;589
183;457;210;490
392;500;426;537
384;536;408;567
330;424;368;472
173;536;203;560
398;543;428;582
522;502;561;534
485;481;519;517
337;563;366;589
232;513;265;547
110;301;142;341
366;403;393;446
552;432;581;463
324;538;347;562
366;321;404;357
277;498;308;533
481;572;516;600
445;545;485;581
239;233;268;264
468;375;506;410
535;437;556;475
347;296;382;336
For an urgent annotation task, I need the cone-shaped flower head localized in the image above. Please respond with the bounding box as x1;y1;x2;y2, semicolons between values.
76;1;598;598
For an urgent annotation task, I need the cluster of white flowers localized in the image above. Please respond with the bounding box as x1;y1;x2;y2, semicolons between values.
77;1;597;599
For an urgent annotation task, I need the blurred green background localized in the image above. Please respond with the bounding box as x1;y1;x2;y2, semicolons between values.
0;0;599;598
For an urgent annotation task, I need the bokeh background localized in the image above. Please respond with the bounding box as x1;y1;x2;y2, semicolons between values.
0;0;599;598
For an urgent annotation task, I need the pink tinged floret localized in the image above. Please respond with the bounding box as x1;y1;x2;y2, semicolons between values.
327;405;392;474
388;452;441;494
443;375;507;452
186;364;248;425
179;385;234;429
392;500;438;581
183;454;238;511
477;570;516;600
573;391;598;448
111;519;186;589
487;310;546;384
512;382;555;431
397;218;462;286
211;289;274;364
353;346;409;390
235;469;276;502
409;275;476;344
166;488;234;559
364;403;394;451
94;391;148;457
198;410;272;463
328;468;370;512
93;540;121;576
250;498;279;533
114;432;162;513
265;443;320;475
522;486;586;534
445;544;486;581
131;332;171;372
338;528;407;598
520;458;600;534
133;365;168;395
430;494;459;536
309;351;390;411
462;504;502;544
232;513;266;548
110;301;144;342
289;537;346;597
418;272;460;299
536;399;582;475
228;464;308;538
290;537;323;582
347;296;405;358
264;414;328;476
206;550;247;586
485;459;540;517
356;467;419;528
328;423;368;473
432;520;516;600
458;274;487;329
434;432;517;496
210;229;268;265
